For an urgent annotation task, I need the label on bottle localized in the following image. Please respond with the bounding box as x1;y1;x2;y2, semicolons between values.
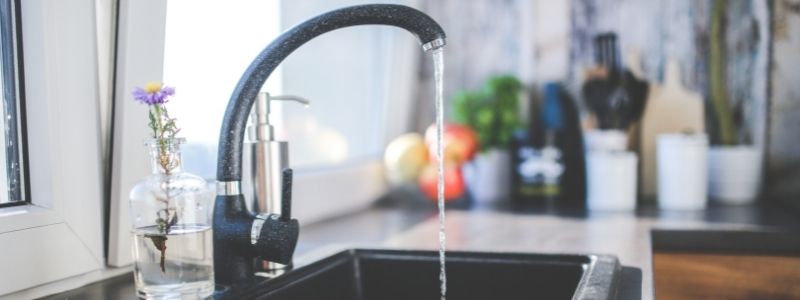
516;145;564;196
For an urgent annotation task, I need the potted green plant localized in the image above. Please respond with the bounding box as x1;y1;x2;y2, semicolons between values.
454;75;523;202
706;0;762;205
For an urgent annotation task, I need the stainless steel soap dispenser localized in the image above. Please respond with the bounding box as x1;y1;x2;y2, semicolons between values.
245;92;309;272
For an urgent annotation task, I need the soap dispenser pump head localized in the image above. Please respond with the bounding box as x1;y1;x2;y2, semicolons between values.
251;92;311;141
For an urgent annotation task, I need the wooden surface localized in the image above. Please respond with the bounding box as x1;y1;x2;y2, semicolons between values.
654;252;800;300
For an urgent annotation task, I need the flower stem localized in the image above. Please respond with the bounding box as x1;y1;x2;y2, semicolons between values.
146;103;182;273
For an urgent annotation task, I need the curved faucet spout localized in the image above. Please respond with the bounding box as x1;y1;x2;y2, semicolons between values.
212;4;445;286
216;4;446;182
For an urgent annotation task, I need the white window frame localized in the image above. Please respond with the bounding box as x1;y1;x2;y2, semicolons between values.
108;0;419;266
0;0;106;296
107;0;168;267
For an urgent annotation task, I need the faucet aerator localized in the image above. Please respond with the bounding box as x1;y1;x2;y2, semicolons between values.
422;38;447;52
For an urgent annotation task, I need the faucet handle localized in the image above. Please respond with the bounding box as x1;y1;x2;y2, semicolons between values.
280;168;293;221
249;168;297;264
252;213;299;265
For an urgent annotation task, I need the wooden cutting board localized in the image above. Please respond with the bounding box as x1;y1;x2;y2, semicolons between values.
640;59;705;197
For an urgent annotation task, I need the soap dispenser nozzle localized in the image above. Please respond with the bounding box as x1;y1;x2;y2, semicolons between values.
251;93;310;141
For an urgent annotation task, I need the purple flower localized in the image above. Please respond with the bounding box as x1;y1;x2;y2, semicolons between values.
133;82;175;105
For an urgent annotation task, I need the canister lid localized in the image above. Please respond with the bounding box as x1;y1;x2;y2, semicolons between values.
657;133;708;147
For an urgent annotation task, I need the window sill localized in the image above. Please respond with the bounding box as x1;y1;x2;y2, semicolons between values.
2;266;131;300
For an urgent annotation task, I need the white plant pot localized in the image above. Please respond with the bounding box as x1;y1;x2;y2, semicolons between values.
462;149;510;203
707;146;762;204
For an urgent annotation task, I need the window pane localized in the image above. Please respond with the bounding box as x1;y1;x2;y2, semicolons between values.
165;1;401;178
0;0;24;205
163;0;282;179
276;0;399;170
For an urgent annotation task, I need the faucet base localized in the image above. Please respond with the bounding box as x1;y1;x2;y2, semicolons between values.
213;194;256;284
213;194;299;285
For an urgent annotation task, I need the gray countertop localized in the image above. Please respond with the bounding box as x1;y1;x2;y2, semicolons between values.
42;202;800;300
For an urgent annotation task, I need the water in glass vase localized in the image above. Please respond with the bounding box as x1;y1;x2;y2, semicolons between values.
133;224;214;299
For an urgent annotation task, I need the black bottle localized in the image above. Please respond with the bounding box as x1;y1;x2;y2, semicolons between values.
555;84;587;207
510;90;546;202
511;83;586;207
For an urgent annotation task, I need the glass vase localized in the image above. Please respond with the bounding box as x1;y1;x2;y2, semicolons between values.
129;138;214;299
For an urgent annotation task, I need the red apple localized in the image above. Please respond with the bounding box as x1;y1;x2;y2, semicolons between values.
424;123;479;165
418;163;465;202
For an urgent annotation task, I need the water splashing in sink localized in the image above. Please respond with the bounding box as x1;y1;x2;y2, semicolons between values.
432;48;447;300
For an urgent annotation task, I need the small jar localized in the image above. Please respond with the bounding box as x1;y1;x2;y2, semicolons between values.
657;133;708;211
586;151;638;212
129;138;214;299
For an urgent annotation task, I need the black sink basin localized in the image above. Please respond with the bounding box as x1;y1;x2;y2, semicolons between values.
227;249;621;300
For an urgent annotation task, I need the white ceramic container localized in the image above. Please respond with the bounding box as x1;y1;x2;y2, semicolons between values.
657;133;708;210
586;151;638;211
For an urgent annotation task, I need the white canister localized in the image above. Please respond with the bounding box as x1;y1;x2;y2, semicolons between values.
586;151;638;211
657;133;708;210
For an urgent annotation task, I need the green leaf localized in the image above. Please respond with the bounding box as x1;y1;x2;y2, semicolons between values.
450;75;523;150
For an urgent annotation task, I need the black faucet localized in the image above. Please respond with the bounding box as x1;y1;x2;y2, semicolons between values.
212;4;446;285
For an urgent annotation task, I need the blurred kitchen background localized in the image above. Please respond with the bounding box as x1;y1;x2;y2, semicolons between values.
162;0;800;213
410;0;797;203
